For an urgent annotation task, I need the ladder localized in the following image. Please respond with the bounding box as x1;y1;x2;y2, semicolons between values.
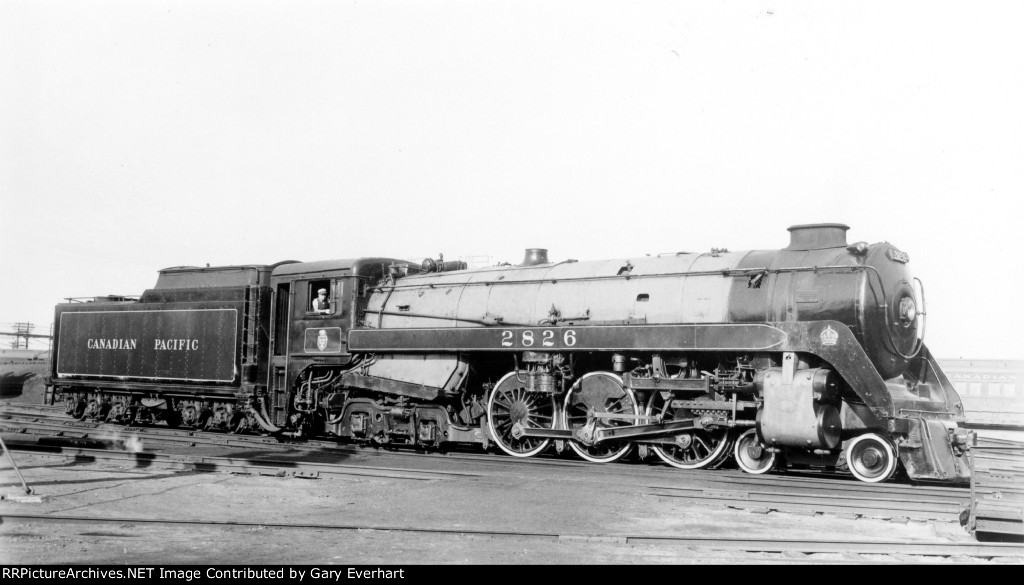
241;286;262;380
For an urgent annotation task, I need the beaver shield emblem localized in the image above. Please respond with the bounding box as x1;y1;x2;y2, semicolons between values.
317;329;329;351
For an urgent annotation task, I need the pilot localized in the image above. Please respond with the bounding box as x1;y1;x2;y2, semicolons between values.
312;288;330;313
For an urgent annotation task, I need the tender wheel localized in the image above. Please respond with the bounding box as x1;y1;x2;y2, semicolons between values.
106;401;126;423
164;409;183;429
487;371;556;458
845;433;898;483
734;429;777;475
561;372;637;463
646;392;730;470
198;409;214;431
180;406;199;427
71;399;87;420
228;411;246;433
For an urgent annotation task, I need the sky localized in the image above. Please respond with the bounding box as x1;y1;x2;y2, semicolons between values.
1;0;1022;360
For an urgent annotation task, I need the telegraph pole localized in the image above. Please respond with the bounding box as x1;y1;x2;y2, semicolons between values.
1;322;51;349
13;322;33;349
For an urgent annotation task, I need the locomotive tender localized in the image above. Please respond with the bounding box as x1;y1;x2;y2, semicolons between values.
47;224;971;483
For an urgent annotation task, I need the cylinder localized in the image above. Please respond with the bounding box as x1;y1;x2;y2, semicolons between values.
757;367;842;450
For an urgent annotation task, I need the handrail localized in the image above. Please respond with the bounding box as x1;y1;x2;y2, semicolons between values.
367;264;871;292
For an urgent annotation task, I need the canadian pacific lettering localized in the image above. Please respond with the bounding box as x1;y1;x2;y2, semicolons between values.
154;339;200;350
84;338;201;350
86;338;137;350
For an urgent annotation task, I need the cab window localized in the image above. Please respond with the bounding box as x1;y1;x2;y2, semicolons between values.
307;280;334;315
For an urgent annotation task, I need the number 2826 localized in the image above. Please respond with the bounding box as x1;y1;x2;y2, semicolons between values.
500;329;577;348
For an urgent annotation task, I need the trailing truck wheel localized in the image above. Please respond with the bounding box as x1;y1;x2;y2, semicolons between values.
845;433;898;483
486;371;556;458
734;429;777;475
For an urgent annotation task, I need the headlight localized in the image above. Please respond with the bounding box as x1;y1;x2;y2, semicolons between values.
898;296;917;324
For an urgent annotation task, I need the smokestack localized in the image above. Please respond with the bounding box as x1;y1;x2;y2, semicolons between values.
521;248;549;266
786;223;850;250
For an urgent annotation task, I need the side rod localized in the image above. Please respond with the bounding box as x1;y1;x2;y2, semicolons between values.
513;419;697;444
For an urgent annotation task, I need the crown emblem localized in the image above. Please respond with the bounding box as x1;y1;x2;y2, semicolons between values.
820;325;839;347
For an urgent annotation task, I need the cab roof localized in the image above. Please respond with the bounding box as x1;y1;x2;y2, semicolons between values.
271;258;411;278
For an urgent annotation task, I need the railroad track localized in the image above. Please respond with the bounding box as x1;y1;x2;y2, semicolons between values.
5;402;1019;460
1;512;1020;561
1;440;481;482
5;402;1020;527
1;404;1010;475
1;429;975;524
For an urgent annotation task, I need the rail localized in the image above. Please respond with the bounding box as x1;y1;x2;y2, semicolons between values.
1;513;1021;559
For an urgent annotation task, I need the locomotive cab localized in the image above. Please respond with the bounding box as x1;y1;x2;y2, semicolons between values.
262;258;404;432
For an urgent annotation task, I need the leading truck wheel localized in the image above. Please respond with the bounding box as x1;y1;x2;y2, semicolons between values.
486;371;556;458
845;433;898;483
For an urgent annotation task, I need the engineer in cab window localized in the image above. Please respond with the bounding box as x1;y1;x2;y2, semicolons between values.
312;288;330;314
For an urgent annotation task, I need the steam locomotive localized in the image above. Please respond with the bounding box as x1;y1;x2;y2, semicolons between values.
46;224;972;483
